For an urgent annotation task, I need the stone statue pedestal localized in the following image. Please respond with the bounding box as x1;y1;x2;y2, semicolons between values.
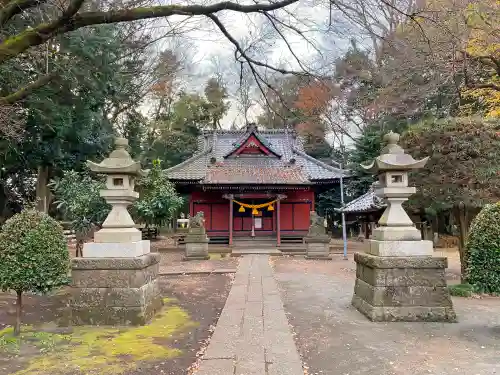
67;254;163;325
352;252;456;322
304;211;331;260
304;235;331;260
183;212;210;260
184;226;210;260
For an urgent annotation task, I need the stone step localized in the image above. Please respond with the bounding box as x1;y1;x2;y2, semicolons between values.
232;242;277;248
231;248;282;256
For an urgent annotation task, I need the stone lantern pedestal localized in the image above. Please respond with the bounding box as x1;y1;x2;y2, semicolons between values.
67;138;162;326
351;132;456;322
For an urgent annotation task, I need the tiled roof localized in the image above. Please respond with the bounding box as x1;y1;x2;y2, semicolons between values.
205;165;308;184
166;125;346;184
340;187;386;213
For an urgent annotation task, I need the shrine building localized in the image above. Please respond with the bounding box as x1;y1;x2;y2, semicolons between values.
166;124;345;246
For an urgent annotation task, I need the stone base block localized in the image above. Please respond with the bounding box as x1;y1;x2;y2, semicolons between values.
182;255;210;261
66;253;162;326
94;227;142;243
305;239;331;259
367;239;433;257
83;240;150;258
372;226;422;241
305;255;332;260
184;238;209;260
351;252;456;322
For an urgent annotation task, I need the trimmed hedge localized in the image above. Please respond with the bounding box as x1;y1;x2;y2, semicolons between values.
0;209;69;295
466;203;500;294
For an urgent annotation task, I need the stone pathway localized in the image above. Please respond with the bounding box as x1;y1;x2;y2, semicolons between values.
194;255;303;375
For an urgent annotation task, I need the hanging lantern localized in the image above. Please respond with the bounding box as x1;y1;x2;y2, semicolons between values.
252;208;259;215
267;204;274;211
238;205;245;213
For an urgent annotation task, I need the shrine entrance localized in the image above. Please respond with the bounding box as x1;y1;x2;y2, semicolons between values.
232;198;276;237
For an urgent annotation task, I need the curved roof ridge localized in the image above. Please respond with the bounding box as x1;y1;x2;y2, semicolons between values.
201;127;294;136
339;187;385;213
292;147;347;176
165;148;211;173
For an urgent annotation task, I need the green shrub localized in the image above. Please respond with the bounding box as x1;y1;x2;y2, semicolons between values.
466;202;500;294
447;283;474;297
0;209;69;335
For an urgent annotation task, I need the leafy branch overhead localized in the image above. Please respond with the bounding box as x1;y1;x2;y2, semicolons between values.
0;0;299;103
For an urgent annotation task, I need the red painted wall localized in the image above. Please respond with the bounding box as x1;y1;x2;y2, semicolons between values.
190;192;229;232
188;189;314;236
279;190;314;232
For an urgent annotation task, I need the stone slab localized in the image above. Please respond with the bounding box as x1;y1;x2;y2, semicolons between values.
195;359;235;375
185;242;209;259
70;279;160;307
67;286;163;326
305;255;332;260
71;261;159;288
354;252;447;269
158;268;237;276
72;252;160;270
367;239;433;256
231;248;282;256
305;241;331;259
304;236;330;244
372;225;422;241
356;263;446;286
352;252;456;323
353;278;453;307
182;255;210;261
352;294;457;322
83;240;150;258
94;227;142;243
194;254;303;375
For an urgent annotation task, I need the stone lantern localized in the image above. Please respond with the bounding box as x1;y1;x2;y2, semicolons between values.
68;137;162;326
361;131;431;255
351;131;456;322
83;137;148;257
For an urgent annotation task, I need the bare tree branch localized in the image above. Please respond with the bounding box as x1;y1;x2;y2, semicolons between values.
0;72;57;105
0;0;299;65
0;0;47;27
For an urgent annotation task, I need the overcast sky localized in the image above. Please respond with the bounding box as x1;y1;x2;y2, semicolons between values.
145;0;365;145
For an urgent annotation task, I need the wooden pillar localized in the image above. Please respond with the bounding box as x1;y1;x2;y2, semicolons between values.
277;199;281;247
364;221;369;239
229;197;233;246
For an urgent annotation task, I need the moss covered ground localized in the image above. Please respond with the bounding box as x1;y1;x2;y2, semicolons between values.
0;274;232;375
0;298;197;375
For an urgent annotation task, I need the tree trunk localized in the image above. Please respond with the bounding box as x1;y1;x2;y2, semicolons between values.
36;166;50;213
453;203;469;283
14;290;22;336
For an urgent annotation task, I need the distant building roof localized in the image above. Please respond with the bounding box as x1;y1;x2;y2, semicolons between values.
340;187;386;213
166;124;347;185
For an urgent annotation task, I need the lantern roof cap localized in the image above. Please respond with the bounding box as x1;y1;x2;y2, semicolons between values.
361;131;428;173
87;137;143;175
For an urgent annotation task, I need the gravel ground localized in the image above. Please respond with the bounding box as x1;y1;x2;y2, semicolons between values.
159;252;239;274
272;255;500;375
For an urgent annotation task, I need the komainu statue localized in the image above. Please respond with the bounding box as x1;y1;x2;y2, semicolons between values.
188;211;206;232
308;211;326;237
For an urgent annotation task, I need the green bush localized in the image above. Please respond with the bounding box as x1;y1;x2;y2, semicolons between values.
0;209;69;335
466;202;500;294
447;283;474;297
